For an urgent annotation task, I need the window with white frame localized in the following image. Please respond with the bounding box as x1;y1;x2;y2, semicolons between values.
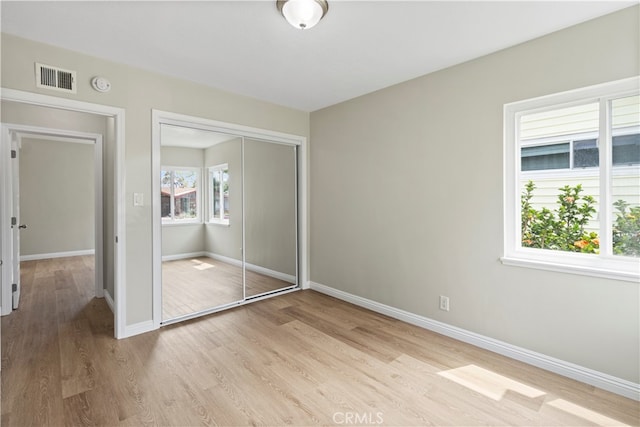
208;164;229;225
161;167;200;222
503;78;639;281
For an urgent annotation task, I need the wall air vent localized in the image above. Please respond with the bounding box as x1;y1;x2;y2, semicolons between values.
35;63;76;93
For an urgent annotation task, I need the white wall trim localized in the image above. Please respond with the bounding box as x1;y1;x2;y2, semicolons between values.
20;249;95;261
309;281;640;401
104;289;115;313
501;255;639;282
162;251;206;262
122;320;155;339
206;251;258;272
0;125;12;314
247;262;296;285
207;252;296;284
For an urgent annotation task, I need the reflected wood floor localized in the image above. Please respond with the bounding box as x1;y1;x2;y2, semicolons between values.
2;256;639;426
162;256;293;320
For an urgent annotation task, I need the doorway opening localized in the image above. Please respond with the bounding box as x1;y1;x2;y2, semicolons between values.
1;124;103;312
0;89;126;338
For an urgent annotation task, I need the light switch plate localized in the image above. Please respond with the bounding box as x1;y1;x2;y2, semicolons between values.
133;193;144;207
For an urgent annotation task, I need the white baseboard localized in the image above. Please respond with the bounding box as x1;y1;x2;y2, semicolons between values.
104;289;114;313
20;249;95;261
206;252;296;284
246;262;296;284
206;252;241;267
309;281;640;401
162;251;206;262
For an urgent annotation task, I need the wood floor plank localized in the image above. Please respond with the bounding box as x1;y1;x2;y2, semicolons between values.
162;256;293;320
63;391;104;427
58;318;97;399
281;305;403;363
204;345;305;425
202;382;269;425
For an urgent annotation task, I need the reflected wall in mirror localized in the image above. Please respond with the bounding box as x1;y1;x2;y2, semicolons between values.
159;124;299;323
244;138;298;297
160;124;244;321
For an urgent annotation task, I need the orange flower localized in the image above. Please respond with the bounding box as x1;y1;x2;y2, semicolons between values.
574;240;588;249
592;238;600;246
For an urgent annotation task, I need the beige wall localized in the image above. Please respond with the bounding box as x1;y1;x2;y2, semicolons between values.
162;224;204;258
244;139;297;277
310;6;639;383
19;137;94;255
204;138;243;260
1;33;310;326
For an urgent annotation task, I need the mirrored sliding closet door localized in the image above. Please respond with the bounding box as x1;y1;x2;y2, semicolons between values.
243;138;298;298
158;123;298;325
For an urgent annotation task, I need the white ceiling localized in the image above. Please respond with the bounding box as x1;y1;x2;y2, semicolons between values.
1;1;635;112
161;124;237;149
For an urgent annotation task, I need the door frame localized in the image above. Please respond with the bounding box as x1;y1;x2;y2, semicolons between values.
0;88;127;338
1;124;104;310
151;109;308;329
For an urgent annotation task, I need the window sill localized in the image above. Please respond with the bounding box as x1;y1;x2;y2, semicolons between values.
206;221;230;227
500;255;639;283
162;221;202;227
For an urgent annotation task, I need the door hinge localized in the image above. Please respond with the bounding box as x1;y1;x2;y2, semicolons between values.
11;150;16;159
115;236;118;243
11;217;17;226
12;284;17;292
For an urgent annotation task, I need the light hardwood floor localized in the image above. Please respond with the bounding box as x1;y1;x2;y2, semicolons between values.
162;256;294;320
2;256;639;426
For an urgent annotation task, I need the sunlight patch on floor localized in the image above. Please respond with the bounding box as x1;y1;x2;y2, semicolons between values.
438;365;630;426
437;364;545;401
190;259;215;270
547;399;629;426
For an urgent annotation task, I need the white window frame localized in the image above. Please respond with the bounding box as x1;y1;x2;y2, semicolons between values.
161;166;201;224
502;76;640;282
208;163;229;225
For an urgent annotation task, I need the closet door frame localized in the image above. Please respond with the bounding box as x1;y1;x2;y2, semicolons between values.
151;110;308;330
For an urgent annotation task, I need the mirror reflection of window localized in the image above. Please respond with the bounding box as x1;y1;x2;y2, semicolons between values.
160;167;200;222
209;164;229;225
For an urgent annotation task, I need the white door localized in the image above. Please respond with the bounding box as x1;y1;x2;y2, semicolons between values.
10;133;21;309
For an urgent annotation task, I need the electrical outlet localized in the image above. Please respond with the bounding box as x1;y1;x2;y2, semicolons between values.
439;295;450;311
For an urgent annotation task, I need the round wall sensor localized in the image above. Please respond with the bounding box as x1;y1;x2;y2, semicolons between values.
91;76;111;93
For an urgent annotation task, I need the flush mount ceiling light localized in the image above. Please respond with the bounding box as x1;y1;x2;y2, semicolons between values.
277;0;329;30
